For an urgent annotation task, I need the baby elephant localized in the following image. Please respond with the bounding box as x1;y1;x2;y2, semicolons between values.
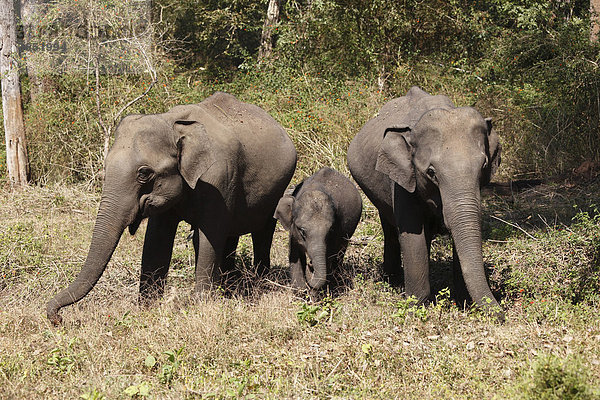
274;167;362;293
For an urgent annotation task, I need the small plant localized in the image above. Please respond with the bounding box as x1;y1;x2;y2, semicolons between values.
114;311;135;328
296;296;340;327
434;287;455;321
435;287;452;310
123;381;151;398
361;343;373;359
80;388;105;400
47;338;78;374
158;347;184;386
144;355;157;369
394;296;428;322
468;296;505;323
224;376;250;398
47;348;75;374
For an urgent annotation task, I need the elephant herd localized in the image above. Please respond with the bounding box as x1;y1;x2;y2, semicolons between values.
46;87;505;325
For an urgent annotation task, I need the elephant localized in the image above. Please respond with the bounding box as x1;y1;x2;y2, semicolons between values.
46;92;297;325
347;86;504;320
274;167;362;295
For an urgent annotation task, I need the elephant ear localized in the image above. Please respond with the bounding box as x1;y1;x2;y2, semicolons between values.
375;126;416;193
274;194;294;231
482;118;502;186
174;120;216;189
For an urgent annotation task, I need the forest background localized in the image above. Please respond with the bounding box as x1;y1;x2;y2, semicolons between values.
1;1;600;399
1;0;599;185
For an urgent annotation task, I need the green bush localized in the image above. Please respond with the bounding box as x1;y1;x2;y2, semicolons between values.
7;0;600;183
514;354;598;400
24;73;173;184
490;209;600;305
156;0;265;74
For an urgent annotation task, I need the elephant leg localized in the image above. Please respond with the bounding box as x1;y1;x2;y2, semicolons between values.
399;230;430;303
289;236;307;289
220;235;240;287
193;228;225;293
452;244;469;308
222;235;240;272
140;213;180;304
251;217;277;276
424;220;436;258
381;215;402;286
395;190;430;303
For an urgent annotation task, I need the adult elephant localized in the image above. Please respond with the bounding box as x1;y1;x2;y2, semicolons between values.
47;92;297;325
347;86;503;320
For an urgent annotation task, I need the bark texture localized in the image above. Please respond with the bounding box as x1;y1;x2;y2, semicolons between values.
1;0;29;186
258;0;280;60
593;0;600;42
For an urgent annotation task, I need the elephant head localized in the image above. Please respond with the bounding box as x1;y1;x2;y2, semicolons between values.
375;106;501;311
46;113;215;325
274;190;336;290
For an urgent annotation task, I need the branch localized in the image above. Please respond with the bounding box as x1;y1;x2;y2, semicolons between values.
112;40;157;124
490;215;537;240
424;59;484;82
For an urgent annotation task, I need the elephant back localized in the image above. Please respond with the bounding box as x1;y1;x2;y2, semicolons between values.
165;92;295;166
377;86;455;132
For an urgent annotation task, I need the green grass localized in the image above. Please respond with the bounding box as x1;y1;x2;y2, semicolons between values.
0;180;599;399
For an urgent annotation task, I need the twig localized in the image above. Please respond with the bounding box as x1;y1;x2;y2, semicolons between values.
537;213;552;230
325;357;344;380
490;215;537;240
424;59;484;81
112;39;158;123
264;279;291;289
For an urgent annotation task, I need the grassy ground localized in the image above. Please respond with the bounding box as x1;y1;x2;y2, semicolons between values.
0;179;599;399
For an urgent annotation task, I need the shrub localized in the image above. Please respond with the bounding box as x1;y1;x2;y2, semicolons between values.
489;209;600;305
514;354;598;400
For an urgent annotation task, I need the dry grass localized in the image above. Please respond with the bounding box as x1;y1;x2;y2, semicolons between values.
1;182;599;399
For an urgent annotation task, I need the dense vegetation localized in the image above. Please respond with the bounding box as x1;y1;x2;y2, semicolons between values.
1;0;599;398
0;0;597;184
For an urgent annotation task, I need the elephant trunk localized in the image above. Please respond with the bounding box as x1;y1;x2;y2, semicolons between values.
306;241;328;290
441;184;504;320
46;195;131;325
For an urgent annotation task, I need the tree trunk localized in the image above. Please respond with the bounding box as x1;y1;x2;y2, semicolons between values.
1;0;29;186
592;0;600;42
258;0;280;60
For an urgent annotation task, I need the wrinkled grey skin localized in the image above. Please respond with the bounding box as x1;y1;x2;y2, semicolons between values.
347;87;503;321
274;167;362;294
47;92;297;325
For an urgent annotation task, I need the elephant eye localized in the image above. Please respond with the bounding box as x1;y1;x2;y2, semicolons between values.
136;166;155;184
426;166;436;179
